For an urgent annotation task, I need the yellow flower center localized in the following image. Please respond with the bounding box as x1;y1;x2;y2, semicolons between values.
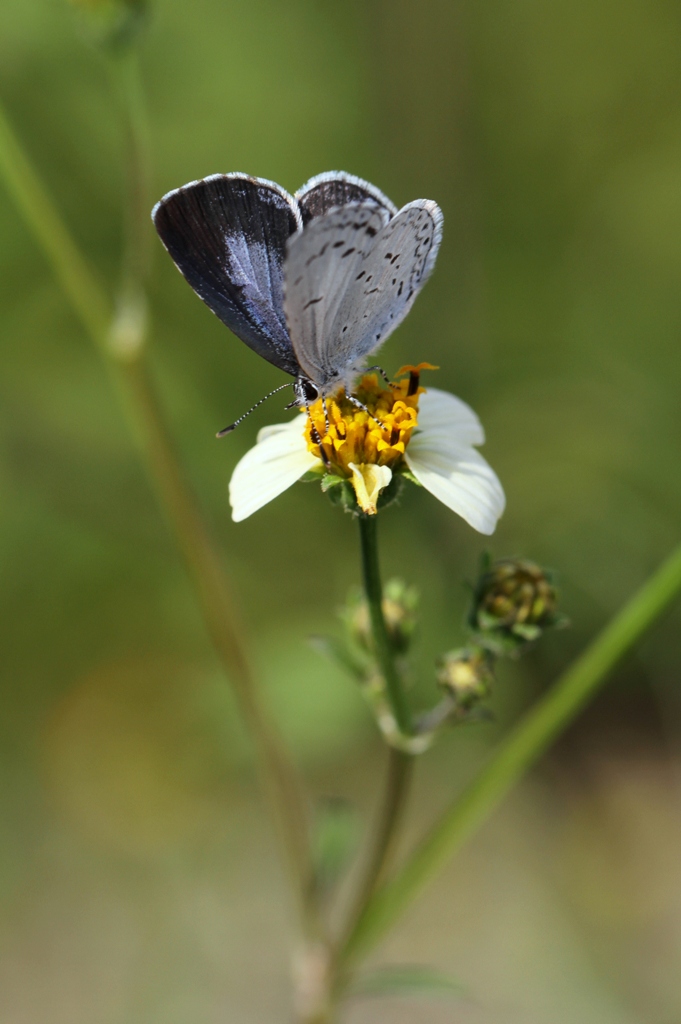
304;364;436;513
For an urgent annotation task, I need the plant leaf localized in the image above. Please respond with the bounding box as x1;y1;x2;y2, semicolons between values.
311;798;360;894
349;964;464;1000
308;634;368;681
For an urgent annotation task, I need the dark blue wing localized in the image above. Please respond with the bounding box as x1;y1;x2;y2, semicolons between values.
295;171;397;226
153;174;303;376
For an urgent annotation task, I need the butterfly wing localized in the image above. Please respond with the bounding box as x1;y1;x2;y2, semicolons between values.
331;199;443;364
283;201;392;386
284;199;443;389
153;174;303;376
295;171;397;225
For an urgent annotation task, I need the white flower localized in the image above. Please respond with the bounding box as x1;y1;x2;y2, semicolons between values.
404;388;505;534
229;385;505;534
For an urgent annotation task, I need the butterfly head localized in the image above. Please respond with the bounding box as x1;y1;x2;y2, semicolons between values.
293;377;321;408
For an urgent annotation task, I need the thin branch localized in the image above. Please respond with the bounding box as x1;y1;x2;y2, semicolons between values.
0;103;110;349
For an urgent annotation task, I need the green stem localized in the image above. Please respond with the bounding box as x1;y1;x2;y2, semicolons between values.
358;514;411;735
326;517;414;1000
0;94;315;930
109;48;153;289
0;102;110;350
340;538;681;965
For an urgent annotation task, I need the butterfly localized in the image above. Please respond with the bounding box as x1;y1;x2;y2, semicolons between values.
152;171;443;432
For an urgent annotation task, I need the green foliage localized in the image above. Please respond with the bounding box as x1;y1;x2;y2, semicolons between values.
310;797;360;896
348;964;464;1000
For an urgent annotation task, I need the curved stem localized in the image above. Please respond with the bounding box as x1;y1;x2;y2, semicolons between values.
339;538;681;966
0;94;315;931
109;47;153;290
0;102;110;348
358;514;411;735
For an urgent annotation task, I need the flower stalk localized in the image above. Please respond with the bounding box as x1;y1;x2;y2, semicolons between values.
326;515;416;1003
357;514;412;736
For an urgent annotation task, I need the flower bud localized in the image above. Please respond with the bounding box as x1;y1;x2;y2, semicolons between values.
436;647;493;710
344;579;418;655
472;557;559;646
67;0;148;50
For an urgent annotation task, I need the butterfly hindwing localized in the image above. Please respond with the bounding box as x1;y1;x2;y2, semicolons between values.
153;174;302;376
295;171;397;226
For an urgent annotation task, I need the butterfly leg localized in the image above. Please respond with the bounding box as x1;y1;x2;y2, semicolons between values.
346;394;387;431
364;364;392;386
322;397;330;435
307;407;331;470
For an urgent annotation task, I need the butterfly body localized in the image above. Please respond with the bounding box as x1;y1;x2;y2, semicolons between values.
152;171;443;409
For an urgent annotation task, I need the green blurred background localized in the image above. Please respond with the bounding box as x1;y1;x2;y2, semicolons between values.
2;0;681;1020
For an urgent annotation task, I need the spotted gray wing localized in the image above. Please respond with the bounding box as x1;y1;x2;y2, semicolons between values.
284;199;443;388
283;201;392;387
295;171;397;226
330;199;443;366
152;174;303;376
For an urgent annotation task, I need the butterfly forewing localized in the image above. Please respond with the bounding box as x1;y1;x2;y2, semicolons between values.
295;171;397;225
284;201;391;385
284;199;443;391
153;174;302;376
330;199;443;368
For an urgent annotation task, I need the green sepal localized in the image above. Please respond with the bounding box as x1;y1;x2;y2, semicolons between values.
308;634;368;682
311;798;360;897
326;478;359;513
349;964;464;1000
299;468;325;483
376;471;404;510
511;622;543;642
320;472;345;491
473;629;526;657
398;467;423;487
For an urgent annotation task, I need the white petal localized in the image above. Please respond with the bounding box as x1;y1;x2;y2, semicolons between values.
417;388;485;446
405;435;505;535
229;415;318;522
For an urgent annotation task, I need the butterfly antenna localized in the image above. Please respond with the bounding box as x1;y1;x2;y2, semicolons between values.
216;382;294;437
